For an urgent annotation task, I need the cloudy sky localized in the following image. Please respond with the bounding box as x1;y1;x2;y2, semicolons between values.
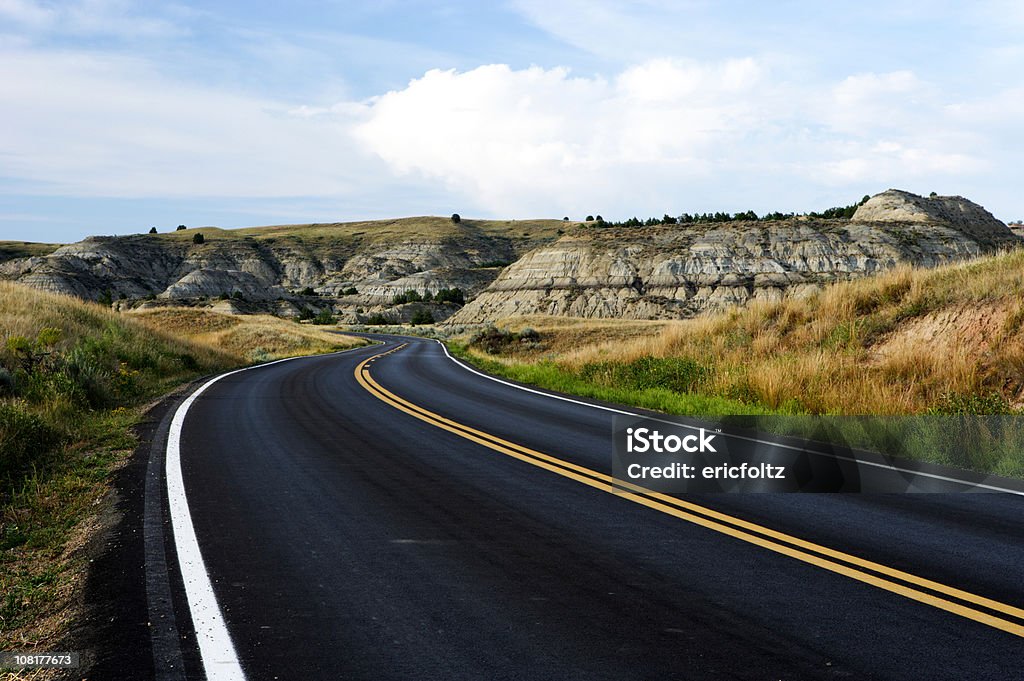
1;0;1021;243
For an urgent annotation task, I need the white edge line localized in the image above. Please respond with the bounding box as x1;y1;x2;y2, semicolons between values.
433;339;1024;496
165;346;375;681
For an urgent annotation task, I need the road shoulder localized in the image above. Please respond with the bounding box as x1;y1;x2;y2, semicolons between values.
74;380;204;681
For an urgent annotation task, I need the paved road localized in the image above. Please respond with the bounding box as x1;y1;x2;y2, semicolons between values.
110;334;1024;679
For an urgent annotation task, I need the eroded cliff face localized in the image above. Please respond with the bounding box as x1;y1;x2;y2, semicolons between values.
450;191;1020;323
0;225;530;310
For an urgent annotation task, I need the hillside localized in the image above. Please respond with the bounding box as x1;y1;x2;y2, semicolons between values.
0;281;235;653
464;247;1024;417
0;217;568;323
127;307;365;361
0;240;60;262
0;280;363;655
452;190;1019;322
0;191;1017;325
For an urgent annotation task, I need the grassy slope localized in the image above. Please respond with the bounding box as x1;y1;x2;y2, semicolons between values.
556;250;1024;415
464;250;1024;415
127;307;365;362
153;216;570;245
0;283;364;659
456;249;1024;475
0;241;60;263
449;316;778;417
0;282;238;656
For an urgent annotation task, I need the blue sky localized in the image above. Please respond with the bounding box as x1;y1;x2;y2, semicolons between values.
1;0;1022;243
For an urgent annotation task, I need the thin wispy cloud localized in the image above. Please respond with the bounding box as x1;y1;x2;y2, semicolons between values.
0;0;188;38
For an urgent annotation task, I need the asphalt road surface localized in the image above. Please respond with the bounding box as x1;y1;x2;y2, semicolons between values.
91;334;1024;680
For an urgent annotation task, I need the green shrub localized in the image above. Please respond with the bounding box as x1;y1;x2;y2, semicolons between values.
392;290;423;305
178;353;200;372
435;288;465;305
470;327;538;353
929;392;1012;415
59;346;112;408
410;308;434;325
0;402;63;491
311;309;336;325
5;328;61;374
0;367;15;397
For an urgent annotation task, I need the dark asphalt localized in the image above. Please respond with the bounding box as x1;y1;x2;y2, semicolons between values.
123;335;1022;679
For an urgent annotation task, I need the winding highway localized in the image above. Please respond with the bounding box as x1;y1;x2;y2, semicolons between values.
89;334;1024;680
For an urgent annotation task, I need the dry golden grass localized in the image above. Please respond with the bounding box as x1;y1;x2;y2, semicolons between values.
0;282;235;370
127;306;365;361
493;249;1024;414
482;315;669;357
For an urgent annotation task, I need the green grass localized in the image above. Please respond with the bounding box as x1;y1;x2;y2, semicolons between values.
449;335;1024;478
0;282;239;651
1;406;137;637
448;341;777;417
0;281;372;652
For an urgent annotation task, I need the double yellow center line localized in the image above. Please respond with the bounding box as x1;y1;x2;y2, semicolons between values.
355;344;1024;638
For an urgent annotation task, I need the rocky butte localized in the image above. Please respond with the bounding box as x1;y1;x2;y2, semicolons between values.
0;190;1017;323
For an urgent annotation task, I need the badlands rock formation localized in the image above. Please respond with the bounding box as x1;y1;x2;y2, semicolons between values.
1;191;1016;323
0;217;552;321
450;190;1019;322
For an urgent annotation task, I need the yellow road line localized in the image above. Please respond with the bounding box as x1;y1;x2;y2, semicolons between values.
355;347;1024;638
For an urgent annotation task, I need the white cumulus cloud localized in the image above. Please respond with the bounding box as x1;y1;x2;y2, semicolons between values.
352;59;794;215
346;60;1018;217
